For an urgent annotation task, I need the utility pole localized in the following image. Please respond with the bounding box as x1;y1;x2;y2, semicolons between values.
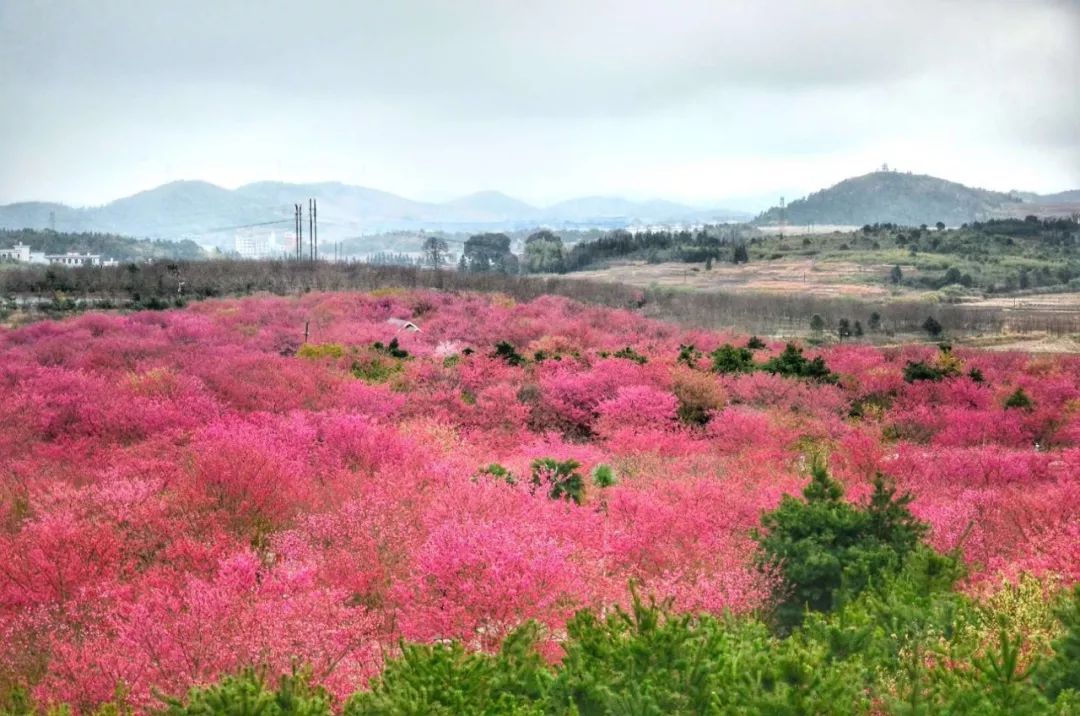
308;198;314;261
294;203;303;260
313;198;318;262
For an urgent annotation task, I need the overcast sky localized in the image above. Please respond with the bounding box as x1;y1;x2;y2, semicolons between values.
1;0;1077;210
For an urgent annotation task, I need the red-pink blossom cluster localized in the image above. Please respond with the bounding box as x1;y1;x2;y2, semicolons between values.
1;290;1077;709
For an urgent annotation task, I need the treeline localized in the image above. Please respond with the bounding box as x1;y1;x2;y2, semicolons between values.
969;216;1080;239
4;259;1079;337
0;229;206;262
562;228;746;270
452;228;748;276
362;251;426;268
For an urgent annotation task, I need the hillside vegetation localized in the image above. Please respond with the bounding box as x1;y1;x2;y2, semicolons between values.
755;171;1024;227
506;216;1079;299
748;216;1080;296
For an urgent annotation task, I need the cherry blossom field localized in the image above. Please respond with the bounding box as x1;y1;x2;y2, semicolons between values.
1;290;1078;710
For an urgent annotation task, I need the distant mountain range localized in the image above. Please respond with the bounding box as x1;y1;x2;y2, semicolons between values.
3;174;1074;251
754;172;1079;227
0;182;751;249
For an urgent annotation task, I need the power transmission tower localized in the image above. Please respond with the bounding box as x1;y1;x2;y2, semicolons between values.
779;196;786;237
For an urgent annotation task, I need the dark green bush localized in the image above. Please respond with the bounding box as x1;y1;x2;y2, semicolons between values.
344;626;550;716
1037;585;1080;700
1004;387;1034;411
710;343;756;374
676;343;702;367
530;458;585;504
156;668;331;716
612;346;648;365
493;341;525;367
754;458;926;631
761;344;838;384
903;360;944;383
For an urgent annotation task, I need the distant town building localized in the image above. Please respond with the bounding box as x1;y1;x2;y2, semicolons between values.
236;229;280;259
46;252;101;267
1;243;57;264
0;242;32;262
1;243;108;266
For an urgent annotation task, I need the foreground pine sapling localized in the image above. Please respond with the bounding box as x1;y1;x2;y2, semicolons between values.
754;458;927;631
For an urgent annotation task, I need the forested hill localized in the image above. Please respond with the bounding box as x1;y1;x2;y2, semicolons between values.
755;172;1023;227
0;229;206;261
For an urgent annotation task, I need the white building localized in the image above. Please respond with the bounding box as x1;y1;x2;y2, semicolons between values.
0;242;31;262
1;243;104;266
46;252;101;267
235;230;272;259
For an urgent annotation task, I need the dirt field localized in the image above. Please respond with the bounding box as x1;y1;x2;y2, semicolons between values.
566;260;1080;353
965;293;1080;313
958;332;1080;353
569;259;900;299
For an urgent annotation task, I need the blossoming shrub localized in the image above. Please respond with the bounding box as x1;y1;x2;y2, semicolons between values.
0;290;1077;709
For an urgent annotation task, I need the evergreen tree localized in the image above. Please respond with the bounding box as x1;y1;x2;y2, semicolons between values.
754;459;927;631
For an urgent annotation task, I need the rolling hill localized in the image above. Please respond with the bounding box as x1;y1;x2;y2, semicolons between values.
0;182;750;249
754;172;1027;227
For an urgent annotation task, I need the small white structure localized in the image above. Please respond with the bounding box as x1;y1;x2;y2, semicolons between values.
0;242;31;262
387;318;421;332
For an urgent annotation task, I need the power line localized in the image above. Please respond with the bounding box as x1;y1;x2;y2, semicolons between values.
145;218;294;242
190;218;292;235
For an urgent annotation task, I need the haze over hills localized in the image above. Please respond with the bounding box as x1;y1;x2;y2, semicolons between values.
3;172;1075;251
1014;189;1080;205
754;171;1076;228
0;181;750;249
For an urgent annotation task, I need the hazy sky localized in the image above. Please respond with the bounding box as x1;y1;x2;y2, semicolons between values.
1;0;1078;210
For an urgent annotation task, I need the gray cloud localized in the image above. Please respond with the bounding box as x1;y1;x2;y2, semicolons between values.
1;0;1077;206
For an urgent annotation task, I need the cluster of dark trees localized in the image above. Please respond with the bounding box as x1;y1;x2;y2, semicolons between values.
808;311;943;342
968;216;1080;239
457;233;519;274
446;228;751;276
563;228;750;271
